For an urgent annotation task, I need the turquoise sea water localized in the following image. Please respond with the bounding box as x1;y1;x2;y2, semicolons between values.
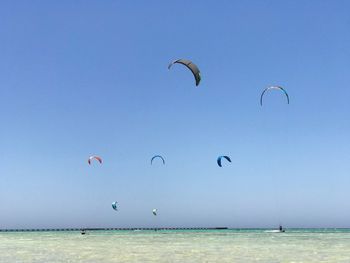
1;229;350;262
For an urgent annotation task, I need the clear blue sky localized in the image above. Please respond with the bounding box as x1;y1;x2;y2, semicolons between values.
1;0;350;229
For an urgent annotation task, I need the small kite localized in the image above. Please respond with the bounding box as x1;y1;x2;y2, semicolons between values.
88;156;102;165
151;155;165;165
260;86;289;106
168;59;201;86
112;201;118;211
217;156;231;167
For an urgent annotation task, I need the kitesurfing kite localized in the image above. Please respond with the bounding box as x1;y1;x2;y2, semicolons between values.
217;156;231;167
260;86;289;106
88;156;102;165
168;59;201;86
152;209;157;216
112;201;118;211
151;155;165;165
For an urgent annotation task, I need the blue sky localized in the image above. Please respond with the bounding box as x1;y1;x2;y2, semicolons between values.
1;0;350;228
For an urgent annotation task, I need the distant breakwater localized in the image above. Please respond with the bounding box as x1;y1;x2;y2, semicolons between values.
0;227;228;232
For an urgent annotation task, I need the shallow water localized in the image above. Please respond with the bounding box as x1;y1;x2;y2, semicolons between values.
1;229;350;262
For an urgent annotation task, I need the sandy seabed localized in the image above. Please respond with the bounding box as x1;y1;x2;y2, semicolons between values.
1;229;350;262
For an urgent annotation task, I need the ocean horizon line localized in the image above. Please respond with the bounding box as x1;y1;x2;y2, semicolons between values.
1;227;350;232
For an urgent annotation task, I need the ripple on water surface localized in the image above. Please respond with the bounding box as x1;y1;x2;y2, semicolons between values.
1;229;350;262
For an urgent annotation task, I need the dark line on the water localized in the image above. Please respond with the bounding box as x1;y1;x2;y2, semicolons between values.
0;227;228;232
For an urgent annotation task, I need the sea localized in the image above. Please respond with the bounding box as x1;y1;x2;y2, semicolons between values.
1;229;350;262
